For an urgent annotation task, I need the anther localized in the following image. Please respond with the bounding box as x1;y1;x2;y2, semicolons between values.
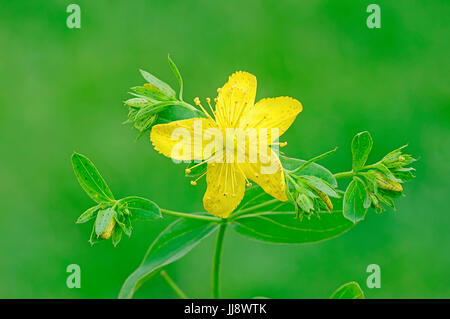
185;168;192;174
190;181;197;186
194;97;201;105
246;182;252;187
280;142;288;147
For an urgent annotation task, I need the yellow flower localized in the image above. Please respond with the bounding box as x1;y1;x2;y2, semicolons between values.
150;72;302;217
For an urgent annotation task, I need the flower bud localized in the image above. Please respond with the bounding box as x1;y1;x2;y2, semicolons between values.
316;190;333;212
100;218;116;240
381;146;416;169
375;171;403;192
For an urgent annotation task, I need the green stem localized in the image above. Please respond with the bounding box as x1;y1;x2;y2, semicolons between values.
160;270;188;299
231;199;279;219
212;222;227;299
160;208;221;222
334;171;354;179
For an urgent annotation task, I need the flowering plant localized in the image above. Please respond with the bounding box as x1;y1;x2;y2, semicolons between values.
71;56;416;299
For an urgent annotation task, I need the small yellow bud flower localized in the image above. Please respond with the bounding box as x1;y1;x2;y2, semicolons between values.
375;172;403;192
310;187;333;212
100;219;116;240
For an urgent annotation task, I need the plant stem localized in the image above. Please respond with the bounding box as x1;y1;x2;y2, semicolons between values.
231;199;279;219
160;270;188;299
160;208;221;222
334;171;354;179
212;222;227;299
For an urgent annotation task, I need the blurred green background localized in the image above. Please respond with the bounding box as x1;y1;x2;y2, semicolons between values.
0;0;448;298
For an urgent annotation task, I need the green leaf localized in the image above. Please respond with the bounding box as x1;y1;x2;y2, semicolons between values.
168;55;183;100
121;215;133;237
232;211;354;244
76;205;100;224
131;85;170;102
133;114;157;140
330;281;365;299
135;101;179;120
300;175;339;198
71;153;115;203
296;194;314;213
118;218;219;299
351;131;373;170
119;196;162;220
124;97;152;109
343;177;368;223
393;167;416;182
156;105;203;124
139;69;176;99
112;228;123;247
281;156;337;187
372;162;402;182
95;208;116;237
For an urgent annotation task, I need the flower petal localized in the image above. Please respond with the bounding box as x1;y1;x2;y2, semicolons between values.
203;163;246;218
215;71;257;128
241;149;287;201
239;97;302;141
150;118;217;161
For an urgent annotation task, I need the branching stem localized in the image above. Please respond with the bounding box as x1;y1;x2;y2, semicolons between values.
334;171;354;179
160;208;221;222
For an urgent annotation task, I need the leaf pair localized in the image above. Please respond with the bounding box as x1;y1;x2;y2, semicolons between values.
119;179;355;298
72;153;161;246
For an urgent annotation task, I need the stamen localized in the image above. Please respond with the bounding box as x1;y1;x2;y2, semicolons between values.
185;153;221;174
223;165;229;197
272;141;288;147
205;97;216;118
194;97;214;121
230;165;236;195
190;171;208;186
233;100;248;128
235;163;252;187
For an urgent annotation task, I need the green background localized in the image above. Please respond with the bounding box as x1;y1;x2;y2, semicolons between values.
0;0;448;298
